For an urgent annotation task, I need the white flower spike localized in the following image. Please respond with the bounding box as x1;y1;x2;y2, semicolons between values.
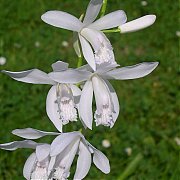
49;61;159;129
41;0;127;70
1;61;82;132
119;15;156;33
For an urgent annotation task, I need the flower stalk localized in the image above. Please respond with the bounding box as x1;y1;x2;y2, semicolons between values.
102;28;121;33
100;0;108;17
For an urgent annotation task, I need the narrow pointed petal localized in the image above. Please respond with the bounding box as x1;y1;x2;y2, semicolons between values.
73;32;81;57
0;140;38;151
51;61;69;72
2;69;54;85
93;149;110;174
12;128;59;139
49;69;91;84
74;141;92;179
120;15;156;33
36;144;50;162
88;10;127;30
83;0;103;25
79;81;93;130
106;62;159;80
50;132;81;156
23;152;37;180
104;80;120;127
46;86;62;132
63;139;80;171
79;35;96;71
77;64;93;72
41;11;83;32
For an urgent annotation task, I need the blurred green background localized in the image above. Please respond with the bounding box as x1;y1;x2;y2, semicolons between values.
0;0;179;179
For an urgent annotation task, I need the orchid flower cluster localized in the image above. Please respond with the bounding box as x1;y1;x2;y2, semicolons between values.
0;0;158;179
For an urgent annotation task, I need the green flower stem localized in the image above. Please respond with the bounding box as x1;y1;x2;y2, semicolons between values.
77;55;83;68
102;28;121;33
100;0;108;17
118;153;143;180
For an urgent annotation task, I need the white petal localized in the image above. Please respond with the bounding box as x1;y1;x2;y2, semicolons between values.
23;152;37;180
79;81;93;130
41;11;83;32
93;149;110;174
73;32;81;57
70;85;81;97
106;62;159;80
88;10;127;30
83;0;103;25
46;86;62;132
74;141;92;179
120;15;156;33
2;69;54;85
0;140;38;151
50;132;81;156
79;35;96;71
104;80;120;127
48;156;56;176
36;144;50;162
49;69;91;84
52;61;69;72
63;139;80;171
12;128;59;139
77;64;93;72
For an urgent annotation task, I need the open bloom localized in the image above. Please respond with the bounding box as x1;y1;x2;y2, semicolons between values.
41;0;156;70
41;0;127;70
1;61;83;132
0;139;51;180
1;128;110;180
49;62;159;129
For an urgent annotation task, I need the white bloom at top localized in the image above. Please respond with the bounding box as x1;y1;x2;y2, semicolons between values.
49;61;159;129
119;15;156;33
1;61;86;132
41;0;127;70
1;128;110;180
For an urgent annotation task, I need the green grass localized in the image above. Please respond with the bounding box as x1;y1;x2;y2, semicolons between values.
0;0;179;179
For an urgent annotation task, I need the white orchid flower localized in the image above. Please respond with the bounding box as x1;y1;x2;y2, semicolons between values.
41;0;127;70
0;139;51;180
48;131;110;180
119;15;156;33
1;61;86;132
2;128;110;180
49;62;159;129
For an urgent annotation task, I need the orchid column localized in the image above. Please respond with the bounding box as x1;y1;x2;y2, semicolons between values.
0;0;158;179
